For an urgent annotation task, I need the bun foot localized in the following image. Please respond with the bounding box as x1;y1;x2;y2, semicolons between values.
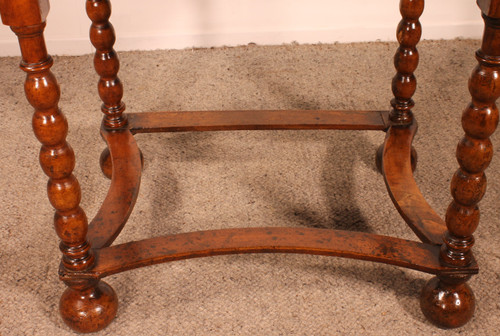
420;276;475;329
60;280;118;333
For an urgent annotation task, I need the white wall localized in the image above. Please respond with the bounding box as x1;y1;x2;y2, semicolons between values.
0;0;484;56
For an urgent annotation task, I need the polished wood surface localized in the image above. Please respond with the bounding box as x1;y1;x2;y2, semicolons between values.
419;6;500;329
128;109;390;133
87;128;142;249
389;0;423;125
59;280;118;333
86;0;127;129
2;1;118;332
381;123;447;245
1;0;496;333
91;227;477;279
442;11;500;269
0;0;49;27
11;16;95;273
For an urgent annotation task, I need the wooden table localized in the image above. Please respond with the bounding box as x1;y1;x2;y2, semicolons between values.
0;0;497;333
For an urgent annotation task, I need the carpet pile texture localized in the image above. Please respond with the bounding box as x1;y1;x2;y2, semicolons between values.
0;39;498;335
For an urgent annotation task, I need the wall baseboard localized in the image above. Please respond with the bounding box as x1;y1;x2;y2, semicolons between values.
0;23;483;57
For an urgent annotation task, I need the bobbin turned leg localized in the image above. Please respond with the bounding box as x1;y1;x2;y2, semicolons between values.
420;4;500;328
86;0;142;180
377;0;423;173
0;2;118;332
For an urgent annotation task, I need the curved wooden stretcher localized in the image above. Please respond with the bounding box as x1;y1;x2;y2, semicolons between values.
1;0;497;333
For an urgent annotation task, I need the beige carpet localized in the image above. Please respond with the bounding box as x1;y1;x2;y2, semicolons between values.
0;40;498;335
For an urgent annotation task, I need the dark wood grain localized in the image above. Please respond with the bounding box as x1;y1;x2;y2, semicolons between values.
0;0;49;26
11;15;94;274
5;3;118;333
87;128;142;249
389;0;424;124
420;6;500;329
86;0;127;129
59;280;118;333
1;0;494;332
89;228;476;279
127;110;390;134
381;123;447;245
441;12;500;272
